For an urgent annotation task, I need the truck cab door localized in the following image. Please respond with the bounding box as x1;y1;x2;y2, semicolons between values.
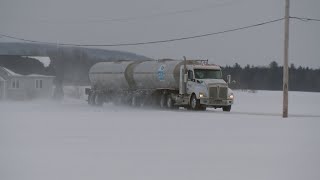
186;70;196;94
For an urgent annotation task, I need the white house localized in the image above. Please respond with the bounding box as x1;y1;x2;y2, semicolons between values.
0;66;55;100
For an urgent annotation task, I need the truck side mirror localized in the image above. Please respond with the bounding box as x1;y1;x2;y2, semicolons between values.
227;75;231;84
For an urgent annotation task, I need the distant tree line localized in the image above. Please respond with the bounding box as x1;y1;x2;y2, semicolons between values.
222;61;320;92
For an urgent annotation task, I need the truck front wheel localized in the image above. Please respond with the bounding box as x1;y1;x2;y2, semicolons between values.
190;94;200;110
199;105;206;111
222;105;231;112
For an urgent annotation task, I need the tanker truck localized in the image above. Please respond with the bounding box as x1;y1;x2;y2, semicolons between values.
85;58;234;111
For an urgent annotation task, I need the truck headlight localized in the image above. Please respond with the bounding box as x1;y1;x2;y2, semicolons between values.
228;94;234;100
199;92;205;98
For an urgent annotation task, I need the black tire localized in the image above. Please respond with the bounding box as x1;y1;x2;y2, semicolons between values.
166;96;174;109
190;94;200;110
95;93;103;106
88;93;93;105
159;94;166;108
113;96;121;105
222;105;231;112
131;96;139;107
131;96;136;106
89;92;96;105
150;95;159;107
199;105;207;111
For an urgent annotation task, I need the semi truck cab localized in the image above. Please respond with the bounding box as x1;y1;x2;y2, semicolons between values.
181;64;234;111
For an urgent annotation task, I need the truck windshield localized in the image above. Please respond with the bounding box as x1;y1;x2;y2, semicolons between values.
194;69;222;79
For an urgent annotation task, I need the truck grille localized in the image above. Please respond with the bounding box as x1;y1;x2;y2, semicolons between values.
209;86;228;99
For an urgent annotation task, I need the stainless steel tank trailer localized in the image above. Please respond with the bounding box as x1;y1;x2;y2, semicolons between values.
85;57;234;111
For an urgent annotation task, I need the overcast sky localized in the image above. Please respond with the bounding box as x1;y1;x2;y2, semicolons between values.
0;0;319;68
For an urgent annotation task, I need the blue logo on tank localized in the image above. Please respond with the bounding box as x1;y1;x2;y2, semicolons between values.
158;65;165;81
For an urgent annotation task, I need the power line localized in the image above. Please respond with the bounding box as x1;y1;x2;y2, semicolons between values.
0;18;284;47
7;1;240;24
290;16;320;22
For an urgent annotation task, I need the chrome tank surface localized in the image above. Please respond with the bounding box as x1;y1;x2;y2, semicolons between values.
89;61;134;90
89;59;202;90
132;59;183;89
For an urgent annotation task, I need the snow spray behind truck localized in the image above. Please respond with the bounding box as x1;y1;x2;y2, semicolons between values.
85;57;234;111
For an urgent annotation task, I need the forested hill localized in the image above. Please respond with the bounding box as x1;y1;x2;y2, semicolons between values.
0;42;150;61
222;61;320;92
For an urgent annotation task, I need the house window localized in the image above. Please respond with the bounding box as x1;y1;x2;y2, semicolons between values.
11;79;20;89
35;79;43;89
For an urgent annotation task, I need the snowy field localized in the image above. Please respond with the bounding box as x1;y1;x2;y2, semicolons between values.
1;90;320;180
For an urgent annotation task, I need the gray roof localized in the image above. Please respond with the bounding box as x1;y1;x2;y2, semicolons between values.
0;66;55;79
1;67;22;76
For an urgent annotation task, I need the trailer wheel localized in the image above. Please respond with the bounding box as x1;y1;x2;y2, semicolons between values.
159;94;166;108
222;105;231;112
131;96;139;107
190;94;200;110
113;97;120;105
131;96;135;106
166;96;174;109
89;92;96;105
95;93;103;106
88;93;93;105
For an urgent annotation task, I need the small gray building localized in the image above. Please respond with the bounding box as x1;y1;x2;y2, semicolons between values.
0;66;55;100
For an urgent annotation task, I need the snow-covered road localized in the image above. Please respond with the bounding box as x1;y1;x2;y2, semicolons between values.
1;90;320;180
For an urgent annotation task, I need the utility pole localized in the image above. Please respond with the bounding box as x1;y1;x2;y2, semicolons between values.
283;0;290;118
